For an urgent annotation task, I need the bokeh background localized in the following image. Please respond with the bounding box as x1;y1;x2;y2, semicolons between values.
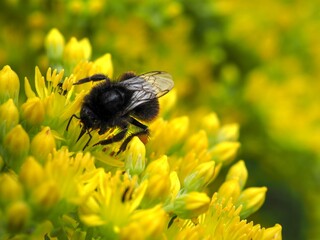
1;1;320;239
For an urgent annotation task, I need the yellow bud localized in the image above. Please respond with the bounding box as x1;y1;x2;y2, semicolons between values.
19;156;45;189
210;141;240;164
144;173;171;204
261;224;282;240
236;187;267;218
91;53;113;77
125;137;146;176
32;180;60;210
218;179;241;202
64;37;91;67
185;130;208;154
0;173;23;202
217;123;239;141
183;161;215;192
159;88;177;114
144;155;170;177
45;28;65;60
6;201;30;232
4;124;30;157
0;65;20;102
31;126;56;162
0;98;19;130
80;38;92;60
21;97;45;125
121;205;166;239
226;160;248;189
168;116;189;142
173;192;210;219
169;171;181;200
201;112;220;133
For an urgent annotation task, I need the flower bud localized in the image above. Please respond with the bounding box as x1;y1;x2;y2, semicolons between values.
31;126;56;162
210;141;240;164
125;137;146;176
6;201;30;232
21;97;45;126
236;187;267;218
144;173;171;205
32;180;60;210
19;156;45;189
173;192;210;219
159;89;176;114
91;53;113;77
218;179;241;202
144;155;170;177
63;37;91;68
4;124;30;158
45;28;65;60
226;160;248;190
184;130;208;154
261;224;282;240
120;205;166;239
0;173;23;203
201;112;220;133
0;65;20;102
0;98;19;130
183;161;215;192
217;123;239;142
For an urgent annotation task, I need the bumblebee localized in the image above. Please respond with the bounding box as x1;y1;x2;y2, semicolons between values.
67;71;174;153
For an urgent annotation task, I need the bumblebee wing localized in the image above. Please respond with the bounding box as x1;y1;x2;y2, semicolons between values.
118;71;174;114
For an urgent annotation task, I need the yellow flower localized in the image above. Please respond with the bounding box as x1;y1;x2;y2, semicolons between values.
120;205;167;240
30;126;56;162
200;112;220;133
0;65;20;102
173;192;210;219
0;173;23;203
218;179;241;202
5;201;31;232
19;156;45;189
31;180;60;210
21;97;45;126
0;98;19;131
183;161;215;192
45;28;65;61
210;141;240;164
90;53;113;77
63;37;92;70
4;124;30;158
226;160;248;189
236;187;267;218
125;136;146;176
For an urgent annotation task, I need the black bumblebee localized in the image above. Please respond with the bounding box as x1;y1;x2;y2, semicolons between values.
67;71;174;153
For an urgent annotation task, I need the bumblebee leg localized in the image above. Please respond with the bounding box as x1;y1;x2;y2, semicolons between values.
66;114;80;131
83;130;93;150
129;117;148;130
118;128;149;154
115;116;150;153
93;128;128;147
73;74;110;85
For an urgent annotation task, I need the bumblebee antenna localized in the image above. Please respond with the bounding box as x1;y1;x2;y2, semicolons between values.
74;74;111;85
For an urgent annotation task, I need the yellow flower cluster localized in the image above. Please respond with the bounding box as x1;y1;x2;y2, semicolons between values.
0;29;282;239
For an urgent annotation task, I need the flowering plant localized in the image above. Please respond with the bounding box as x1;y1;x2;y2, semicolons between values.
0;29;281;240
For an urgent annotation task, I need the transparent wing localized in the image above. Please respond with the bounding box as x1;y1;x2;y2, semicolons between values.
118;71;174;114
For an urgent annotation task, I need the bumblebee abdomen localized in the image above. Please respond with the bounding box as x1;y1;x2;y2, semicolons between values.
131;98;159;121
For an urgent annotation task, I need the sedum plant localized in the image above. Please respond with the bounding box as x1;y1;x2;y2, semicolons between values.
0;29;282;240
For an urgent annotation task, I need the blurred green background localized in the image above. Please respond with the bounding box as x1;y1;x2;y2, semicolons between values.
1;0;320;239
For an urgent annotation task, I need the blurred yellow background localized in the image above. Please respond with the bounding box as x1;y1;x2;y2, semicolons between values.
1;0;320;239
